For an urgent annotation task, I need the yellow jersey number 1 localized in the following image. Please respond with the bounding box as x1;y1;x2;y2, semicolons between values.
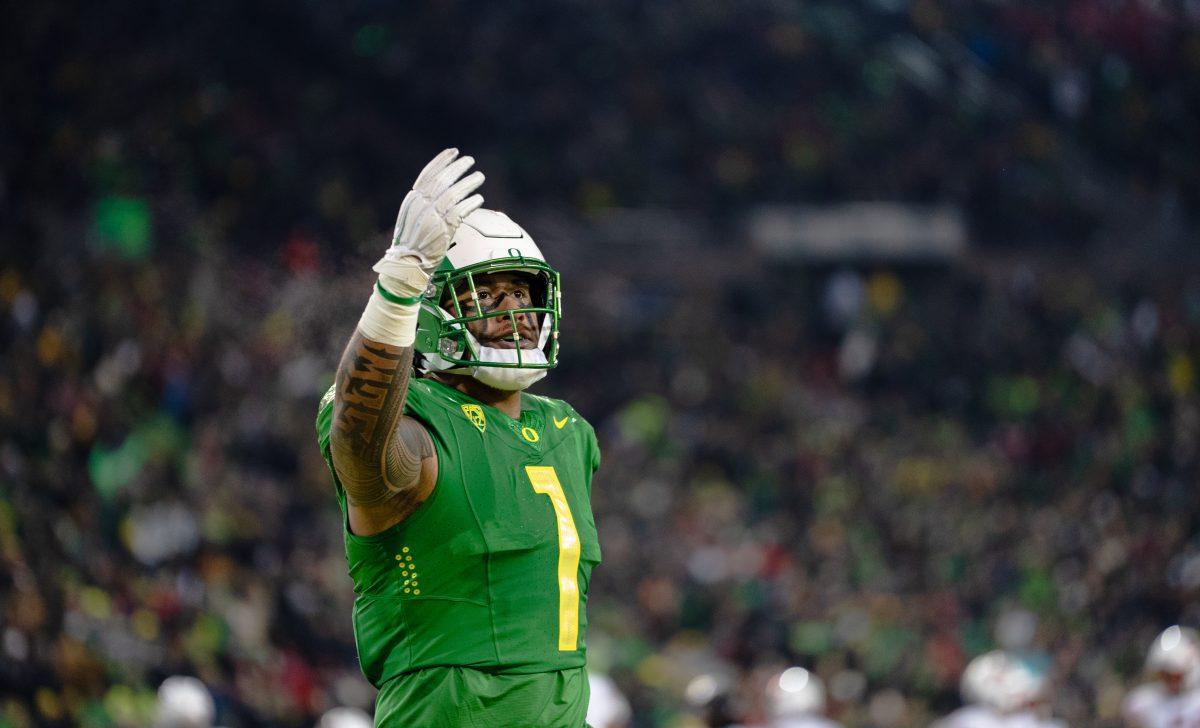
524;465;581;651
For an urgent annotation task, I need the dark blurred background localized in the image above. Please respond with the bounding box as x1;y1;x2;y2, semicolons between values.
3;1;1200;726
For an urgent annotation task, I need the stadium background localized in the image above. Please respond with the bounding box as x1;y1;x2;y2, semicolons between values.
4;1;1200;726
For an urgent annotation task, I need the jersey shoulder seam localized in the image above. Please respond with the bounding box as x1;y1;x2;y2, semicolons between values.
406;378;465;413
524;392;578;418
521;392;560;408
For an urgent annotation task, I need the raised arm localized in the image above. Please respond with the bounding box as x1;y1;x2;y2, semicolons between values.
330;333;431;532
329;148;484;535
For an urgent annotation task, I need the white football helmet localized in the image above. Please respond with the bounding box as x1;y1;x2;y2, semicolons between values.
415;208;559;391
317;706;373;728
587;672;632;728
995;657;1047;713
1146;625;1200;682
961;652;1005;707
961;651;1046;714
767;666;827;718
155;675;215;728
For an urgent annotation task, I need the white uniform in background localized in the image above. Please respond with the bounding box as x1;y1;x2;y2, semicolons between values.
995;658;1068;728
764;666;843;728
932;707;1066;728
587;671;633;728
931;652;1016;728
771;718;841;728
772;717;842;728
1122;683;1200;728
1123;684;1158;727
933;651;1067;728
316;706;373;728
930;705;1003;728
999;710;1067;728
156;676;216;728
1122;626;1200;728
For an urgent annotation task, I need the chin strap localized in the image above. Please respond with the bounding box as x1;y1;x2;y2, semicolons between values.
470;346;549;391
419;312;554;390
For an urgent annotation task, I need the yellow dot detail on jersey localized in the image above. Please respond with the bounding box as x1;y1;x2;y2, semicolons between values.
521;427;540;443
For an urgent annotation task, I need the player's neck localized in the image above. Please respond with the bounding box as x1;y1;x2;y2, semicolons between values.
432;373;523;419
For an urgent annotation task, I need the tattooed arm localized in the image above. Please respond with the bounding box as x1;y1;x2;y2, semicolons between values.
329;331;437;536
327;148;483;535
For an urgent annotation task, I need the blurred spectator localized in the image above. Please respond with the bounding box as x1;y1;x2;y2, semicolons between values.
1121;626;1200;727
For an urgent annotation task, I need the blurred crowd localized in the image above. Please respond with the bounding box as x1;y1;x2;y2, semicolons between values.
8;1;1200;252
573;252;1200;727
4;227;1200;727
4;1;1200;727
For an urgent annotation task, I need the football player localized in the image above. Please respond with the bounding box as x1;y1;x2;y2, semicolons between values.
992;656;1065;728
934;650;1065;728
317;149;602;726
764;666;842;728
1122;626;1200;728
931;651;1007;728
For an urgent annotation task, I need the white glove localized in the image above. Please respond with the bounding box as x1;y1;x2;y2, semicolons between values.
373;148;484;298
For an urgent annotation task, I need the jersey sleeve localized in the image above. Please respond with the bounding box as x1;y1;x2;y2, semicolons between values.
400;379;436;422
314;384;349;513
399;379;452;443
564;403;600;475
586;419;600;474
316;385;335;455
316;379;445;473
316;381;445;500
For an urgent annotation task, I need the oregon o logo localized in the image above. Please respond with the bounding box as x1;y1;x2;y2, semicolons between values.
520;426;540;443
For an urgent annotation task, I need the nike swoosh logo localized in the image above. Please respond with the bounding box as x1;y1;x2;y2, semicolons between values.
553;416;569;429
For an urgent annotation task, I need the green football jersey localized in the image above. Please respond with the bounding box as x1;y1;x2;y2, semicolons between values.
374;664;590;727
315;378;601;723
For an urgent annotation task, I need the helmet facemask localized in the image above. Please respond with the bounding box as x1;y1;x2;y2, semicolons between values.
415;255;561;391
